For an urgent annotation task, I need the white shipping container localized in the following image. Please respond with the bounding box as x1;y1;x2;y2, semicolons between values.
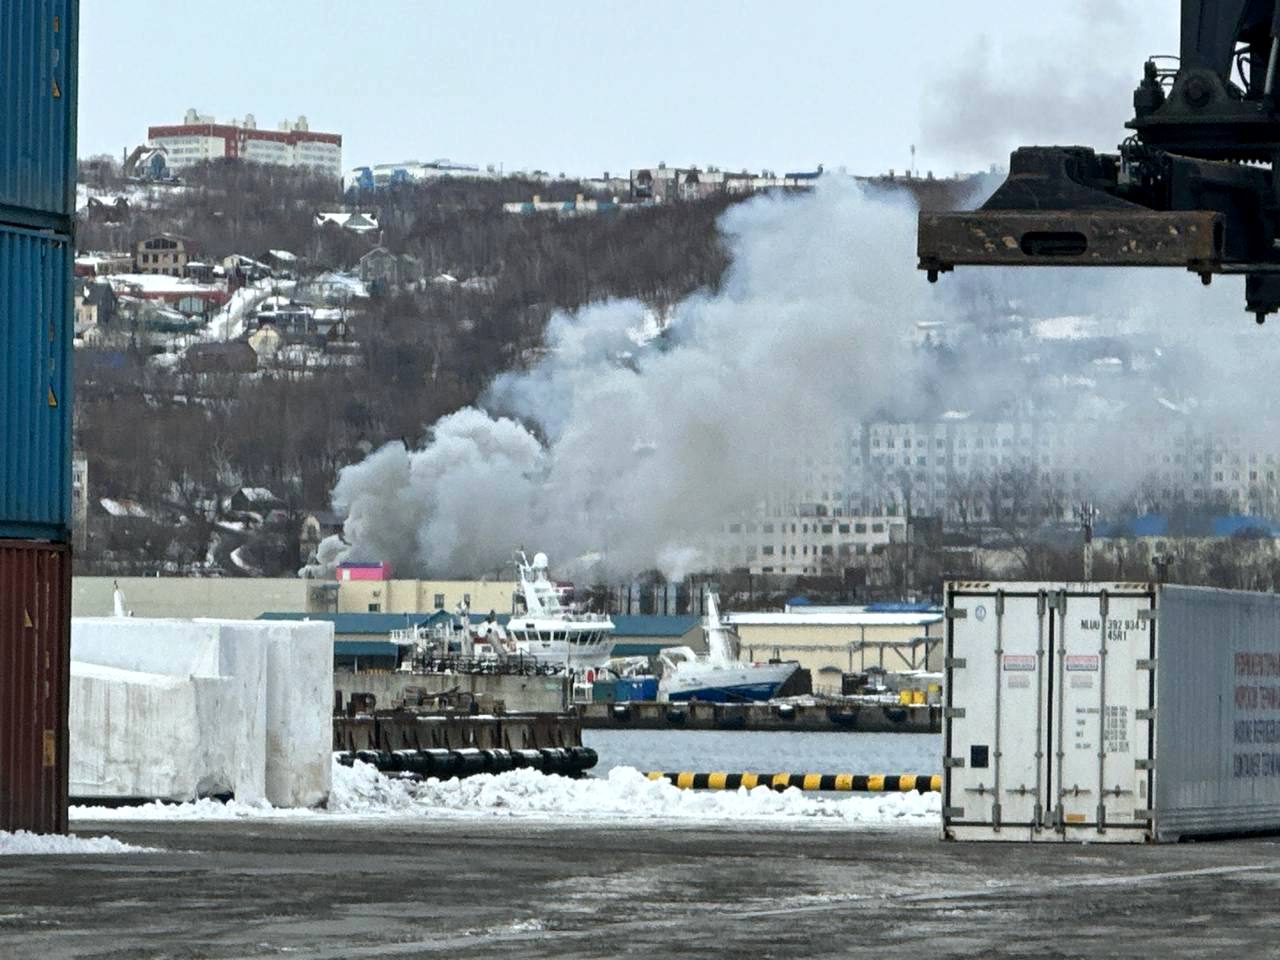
943;581;1280;842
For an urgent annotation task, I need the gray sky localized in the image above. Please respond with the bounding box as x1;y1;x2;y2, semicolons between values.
79;0;1179;177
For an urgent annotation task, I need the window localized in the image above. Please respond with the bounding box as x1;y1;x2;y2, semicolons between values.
367;603;380;612
821;545;833;556
821;524;832;534
433;593;445;609
854;523;867;533
838;523;850;534
729;523;742;533
763;523;774;534
872;522;885;533
762;545;774;556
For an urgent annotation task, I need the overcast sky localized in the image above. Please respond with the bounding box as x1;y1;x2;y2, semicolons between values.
79;0;1180;177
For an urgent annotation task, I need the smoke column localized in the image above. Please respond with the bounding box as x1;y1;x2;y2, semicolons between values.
316;176;1276;581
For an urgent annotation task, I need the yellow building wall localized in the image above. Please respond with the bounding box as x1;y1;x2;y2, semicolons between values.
336;579;515;616
734;622;942;686
73;576;308;618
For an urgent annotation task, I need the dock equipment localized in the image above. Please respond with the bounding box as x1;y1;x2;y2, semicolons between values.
338;746;598;779
646;772;942;793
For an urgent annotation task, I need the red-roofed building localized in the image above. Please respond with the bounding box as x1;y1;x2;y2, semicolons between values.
148;109;342;178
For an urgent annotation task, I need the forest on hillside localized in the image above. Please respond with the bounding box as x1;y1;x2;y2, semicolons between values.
74;160;744;576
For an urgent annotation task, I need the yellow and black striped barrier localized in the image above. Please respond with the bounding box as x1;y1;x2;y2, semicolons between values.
645;772;942;793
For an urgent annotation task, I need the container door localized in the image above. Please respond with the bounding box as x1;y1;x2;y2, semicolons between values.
1049;589;1155;840
944;589;1051;840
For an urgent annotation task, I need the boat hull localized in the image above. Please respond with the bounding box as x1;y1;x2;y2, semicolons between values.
661;661;799;703
666;681;786;703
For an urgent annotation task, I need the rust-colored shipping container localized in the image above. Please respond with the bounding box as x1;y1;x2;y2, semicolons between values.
0;539;69;834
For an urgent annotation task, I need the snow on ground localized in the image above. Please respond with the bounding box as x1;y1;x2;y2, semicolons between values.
203;279;290;342
71;760;940;827
0;830;154;855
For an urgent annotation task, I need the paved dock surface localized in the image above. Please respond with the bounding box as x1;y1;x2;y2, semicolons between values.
3;818;1279;958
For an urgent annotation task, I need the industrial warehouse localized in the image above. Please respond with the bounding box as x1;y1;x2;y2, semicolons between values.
12;1;1280;958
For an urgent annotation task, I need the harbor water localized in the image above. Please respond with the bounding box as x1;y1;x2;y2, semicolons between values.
584;729;941;776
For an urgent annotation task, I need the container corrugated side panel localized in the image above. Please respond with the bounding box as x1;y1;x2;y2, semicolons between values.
0;540;70;834
0;0;78;228
0;225;72;539
1155;585;1280;839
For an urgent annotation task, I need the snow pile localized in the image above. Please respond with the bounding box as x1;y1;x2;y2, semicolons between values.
70;618;333;806
373;766;941;824
74;760;941;827
0;830;153;855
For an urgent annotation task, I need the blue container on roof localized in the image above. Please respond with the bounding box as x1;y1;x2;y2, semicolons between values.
0;225;72;540
0;1;79;228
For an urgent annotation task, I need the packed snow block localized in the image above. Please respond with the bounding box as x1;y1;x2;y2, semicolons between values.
71;617;267;803
69;662;238;800
200;619;333;807
70;617;222;677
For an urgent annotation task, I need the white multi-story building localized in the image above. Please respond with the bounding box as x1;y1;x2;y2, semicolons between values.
717;415;1280;575
148;110;342;177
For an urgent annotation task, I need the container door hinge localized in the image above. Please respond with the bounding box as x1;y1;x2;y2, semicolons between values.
943;806;966;819
945;657;967;669
943;757;966;768
1136;659;1156;672
1135;758;1154;770
945;608;967;620
1135;708;1156;721
944;707;966;719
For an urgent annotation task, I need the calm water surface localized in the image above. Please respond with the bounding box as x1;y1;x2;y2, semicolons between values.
583;729;941;775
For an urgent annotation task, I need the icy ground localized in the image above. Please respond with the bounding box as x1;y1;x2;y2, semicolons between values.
70;760;941;826
0;830;154;855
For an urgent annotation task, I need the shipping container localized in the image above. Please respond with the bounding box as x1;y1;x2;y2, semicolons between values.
0;224;72;540
944;581;1280;843
0;0;79;229
0;540;70;834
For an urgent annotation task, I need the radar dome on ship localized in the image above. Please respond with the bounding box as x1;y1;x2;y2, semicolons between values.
533;552;549;569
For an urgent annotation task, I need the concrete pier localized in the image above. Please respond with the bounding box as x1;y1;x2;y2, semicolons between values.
580;699;941;733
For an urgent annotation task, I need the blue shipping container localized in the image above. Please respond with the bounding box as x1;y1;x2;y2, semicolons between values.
0;225;71;540
0;1;79;228
615;678;659;701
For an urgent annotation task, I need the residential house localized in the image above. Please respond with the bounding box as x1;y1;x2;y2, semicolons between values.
123;144;171;181
74;281;118;336
230;487;284;515
262;249;301;277
299;509;345;563
83;196;130;223
358;247;424;290
75;252;134;277
135;233;196;277
247;322;284;360
314;211;379;234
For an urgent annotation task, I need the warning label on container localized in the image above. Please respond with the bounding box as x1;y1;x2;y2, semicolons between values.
1003;654;1036;672
1065;655;1100;672
1006;675;1032;689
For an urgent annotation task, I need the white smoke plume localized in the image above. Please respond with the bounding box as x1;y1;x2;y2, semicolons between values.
322;182;927;580
317;175;1277;582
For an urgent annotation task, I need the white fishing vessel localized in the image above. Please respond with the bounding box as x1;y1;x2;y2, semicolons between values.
501;551;616;670
658;592;799;702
